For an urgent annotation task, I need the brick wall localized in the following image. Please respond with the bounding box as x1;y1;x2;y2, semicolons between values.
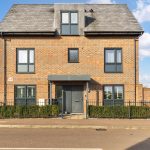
136;84;143;102
143;88;150;101
136;84;150;102
0;36;139;110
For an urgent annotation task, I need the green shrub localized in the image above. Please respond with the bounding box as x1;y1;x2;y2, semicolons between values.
88;105;150;119
0;105;59;119
130;106;150;118
51;105;60;117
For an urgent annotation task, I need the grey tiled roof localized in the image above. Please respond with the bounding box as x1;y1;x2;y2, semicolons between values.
0;4;55;32
84;4;143;33
0;4;143;34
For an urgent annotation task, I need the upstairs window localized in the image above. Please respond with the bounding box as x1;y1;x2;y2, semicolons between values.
17;48;35;73
61;11;78;35
104;48;122;73
68;48;79;63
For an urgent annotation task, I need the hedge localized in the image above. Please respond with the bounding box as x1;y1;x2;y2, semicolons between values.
88;105;150;119
0;105;59;119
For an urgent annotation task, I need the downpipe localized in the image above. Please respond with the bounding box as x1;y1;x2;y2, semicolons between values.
1;32;7;105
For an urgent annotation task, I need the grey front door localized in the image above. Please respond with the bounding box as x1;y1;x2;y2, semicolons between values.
63;85;83;113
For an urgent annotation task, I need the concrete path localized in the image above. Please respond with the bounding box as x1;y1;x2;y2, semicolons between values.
0;118;150;129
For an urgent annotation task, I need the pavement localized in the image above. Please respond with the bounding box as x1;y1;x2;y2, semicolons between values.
0;118;150;129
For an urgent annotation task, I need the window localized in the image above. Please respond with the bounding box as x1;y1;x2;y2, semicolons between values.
17;48;35;73
15;85;36;105
105;48;122;73
68;48;79;63
61;11;78;35
104;85;124;105
55;85;63;99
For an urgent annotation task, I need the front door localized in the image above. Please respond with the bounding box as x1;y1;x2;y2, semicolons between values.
63;85;83;114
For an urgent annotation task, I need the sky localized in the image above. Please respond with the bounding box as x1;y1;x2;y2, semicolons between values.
0;0;150;87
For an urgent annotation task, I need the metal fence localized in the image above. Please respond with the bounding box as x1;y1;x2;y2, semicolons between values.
88;100;150;107
0;100;150;119
0;99;59;106
88;100;150;119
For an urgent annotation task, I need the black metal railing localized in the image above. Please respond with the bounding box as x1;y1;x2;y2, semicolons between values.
0;99;61;119
0;100;150;119
88;100;150;119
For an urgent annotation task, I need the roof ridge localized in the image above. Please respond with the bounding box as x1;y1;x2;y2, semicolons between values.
12;3;127;5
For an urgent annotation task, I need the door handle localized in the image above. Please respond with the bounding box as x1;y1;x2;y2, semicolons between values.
75;100;80;102
74;98;83;102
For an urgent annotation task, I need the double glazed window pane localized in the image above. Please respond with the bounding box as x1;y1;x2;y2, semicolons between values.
106;50;115;63
117;50;121;63
29;50;34;63
61;25;70;35
114;86;123;100
18;50;28;63
16;86;26;98
56;86;63;99
29;65;34;72
68;49;78;62
71;13;78;24
104;86;113;100
27;86;35;98
62;13;69;24
17;65;28;72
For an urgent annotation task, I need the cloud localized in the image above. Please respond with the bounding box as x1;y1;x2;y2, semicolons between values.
139;32;150;59
133;0;150;23
87;0;115;4
139;73;150;87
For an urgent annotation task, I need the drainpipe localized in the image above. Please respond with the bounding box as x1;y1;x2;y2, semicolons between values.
134;35;142;106
1;32;7;105
134;37;137;106
142;87;144;102
86;82;89;119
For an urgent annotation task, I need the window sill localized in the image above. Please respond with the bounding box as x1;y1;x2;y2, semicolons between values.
68;62;79;63
16;72;35;74
61;34;80;36
104;72;123;73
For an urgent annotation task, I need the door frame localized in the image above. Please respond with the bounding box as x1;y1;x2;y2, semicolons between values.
63;85;84;114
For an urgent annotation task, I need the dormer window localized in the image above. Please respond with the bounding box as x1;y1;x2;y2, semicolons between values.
61;11;78;35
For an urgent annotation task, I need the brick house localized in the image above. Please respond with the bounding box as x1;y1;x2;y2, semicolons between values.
0;4;144;117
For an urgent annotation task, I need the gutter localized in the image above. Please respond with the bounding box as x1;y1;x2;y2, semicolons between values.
2;31;56;36
84;31;144;36
1;32;7;105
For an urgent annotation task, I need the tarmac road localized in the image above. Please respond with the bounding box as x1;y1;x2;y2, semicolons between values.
0;128;150;150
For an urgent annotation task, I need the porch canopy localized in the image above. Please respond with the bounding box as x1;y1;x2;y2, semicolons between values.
48;75;90;117
48;75;91;81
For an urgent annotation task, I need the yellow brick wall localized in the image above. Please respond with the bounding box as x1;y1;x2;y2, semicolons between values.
0;36;139;109
143;88;150;101
136;84;143;102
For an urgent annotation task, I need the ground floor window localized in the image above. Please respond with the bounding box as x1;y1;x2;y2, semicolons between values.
103;85;124;105
15;85;36;105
